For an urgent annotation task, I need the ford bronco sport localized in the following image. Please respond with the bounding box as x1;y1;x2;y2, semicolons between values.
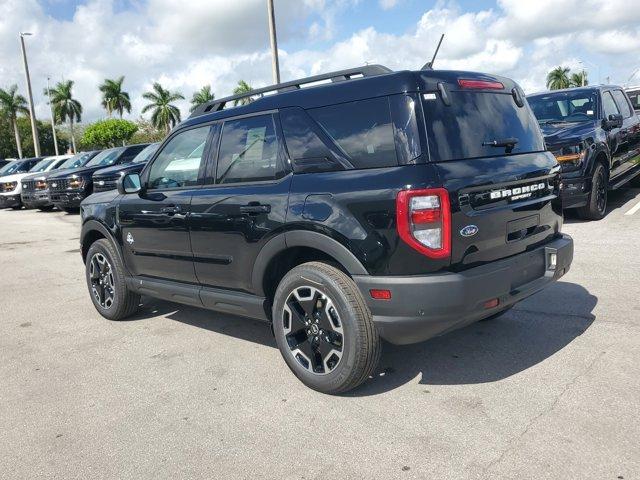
527;86;640;219
80;65;573;394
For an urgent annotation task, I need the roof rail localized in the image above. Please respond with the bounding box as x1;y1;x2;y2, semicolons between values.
189;64;393;118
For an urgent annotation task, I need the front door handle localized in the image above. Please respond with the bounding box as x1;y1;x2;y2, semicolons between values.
161;205;181;215
240;204;271;214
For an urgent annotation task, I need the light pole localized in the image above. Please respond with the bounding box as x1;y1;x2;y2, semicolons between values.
267;0;280;84
19;32;41;157
46;77;59;156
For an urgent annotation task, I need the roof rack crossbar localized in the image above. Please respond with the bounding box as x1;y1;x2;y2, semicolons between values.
189;64;392;118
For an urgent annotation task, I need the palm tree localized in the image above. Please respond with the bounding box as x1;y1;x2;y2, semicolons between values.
546;67;571;90
141;82;184;134
0;85;29;158
569;72;588;87
190;85;215;112
233;80;253;106
49;80;82;153
99;76;131;118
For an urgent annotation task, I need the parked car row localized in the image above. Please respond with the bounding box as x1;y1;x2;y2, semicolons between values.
0;142;159;212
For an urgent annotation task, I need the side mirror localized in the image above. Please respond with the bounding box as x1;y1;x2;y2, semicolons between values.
603;113;623;130
117;172;142;195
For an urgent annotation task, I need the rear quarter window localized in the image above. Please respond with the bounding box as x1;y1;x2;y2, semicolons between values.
308;97;398;169
423;90;544;161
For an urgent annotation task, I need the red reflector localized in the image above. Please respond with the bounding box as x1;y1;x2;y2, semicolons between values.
411;209;440;224
483;298;500;309
370;289;392;300
458;79;504;90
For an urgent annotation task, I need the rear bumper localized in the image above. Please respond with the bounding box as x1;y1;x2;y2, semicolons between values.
353;235;573;345
0;194;21;208
21;191;52;207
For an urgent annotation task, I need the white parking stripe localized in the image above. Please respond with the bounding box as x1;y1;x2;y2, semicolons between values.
625;199;640;216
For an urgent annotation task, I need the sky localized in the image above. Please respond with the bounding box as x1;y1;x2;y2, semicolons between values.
1;0;640;124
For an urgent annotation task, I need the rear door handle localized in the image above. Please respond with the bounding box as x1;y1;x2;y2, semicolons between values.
240;204;271;214
161;205;181;215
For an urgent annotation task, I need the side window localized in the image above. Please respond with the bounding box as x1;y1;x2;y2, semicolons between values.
602;91;620;118
280;107;342;173
612;90;633;118
147;126;210;190
216;114;280;184
308;97;398;169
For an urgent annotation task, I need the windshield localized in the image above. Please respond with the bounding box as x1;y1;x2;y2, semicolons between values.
85;148;124;167
132;143;159;163
60;152;95;169
29;158;55;173
528;91;598;124
627;89;640;111
0;162;17;175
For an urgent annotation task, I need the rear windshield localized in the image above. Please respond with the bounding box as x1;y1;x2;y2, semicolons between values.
422;91;544;161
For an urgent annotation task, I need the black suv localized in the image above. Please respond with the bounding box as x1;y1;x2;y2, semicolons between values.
527;86;640;219
80;66;573;393
92;143;160;193
47;144;149;212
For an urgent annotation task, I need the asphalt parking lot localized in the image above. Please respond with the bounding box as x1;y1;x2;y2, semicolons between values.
1;189;639;480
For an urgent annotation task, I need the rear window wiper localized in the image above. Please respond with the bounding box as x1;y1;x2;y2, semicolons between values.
482;137;519;148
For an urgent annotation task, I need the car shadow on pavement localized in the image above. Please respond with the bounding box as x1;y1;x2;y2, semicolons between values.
128;281;595;397
352;281;597;396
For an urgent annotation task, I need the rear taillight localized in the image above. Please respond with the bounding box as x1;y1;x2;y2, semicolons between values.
396;188;451;259
458;79;504;90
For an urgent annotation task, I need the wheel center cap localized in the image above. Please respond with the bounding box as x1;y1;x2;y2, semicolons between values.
310;324;319;335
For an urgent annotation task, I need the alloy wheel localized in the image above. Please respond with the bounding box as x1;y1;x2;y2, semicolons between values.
89;253;115;309
282;286;344;375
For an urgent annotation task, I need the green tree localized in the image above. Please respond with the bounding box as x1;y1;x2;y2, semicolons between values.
81;119;138;148
50;80;82;153
141;83;184;134
0;117;68;158
233;80;253;106
569;72;588;87
0;85;29;158
190;85;215;112
99;76;131;118
546;66;571;90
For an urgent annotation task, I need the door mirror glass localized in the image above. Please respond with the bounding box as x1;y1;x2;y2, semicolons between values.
117;173;142;194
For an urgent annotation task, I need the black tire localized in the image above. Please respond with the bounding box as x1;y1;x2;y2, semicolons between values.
577;163;608;220
63;207;79;214
85;238;140;320
11;204;22;210
38;205;55;212
480;305;513;321
272;261;381;394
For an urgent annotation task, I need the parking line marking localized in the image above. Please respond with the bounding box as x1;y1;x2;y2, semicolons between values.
625;199;640;216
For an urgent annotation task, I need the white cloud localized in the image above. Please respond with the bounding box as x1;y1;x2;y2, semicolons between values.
379;0;399;10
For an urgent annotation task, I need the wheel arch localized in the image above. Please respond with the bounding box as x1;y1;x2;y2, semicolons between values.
252;230;368;301
81;220;122;263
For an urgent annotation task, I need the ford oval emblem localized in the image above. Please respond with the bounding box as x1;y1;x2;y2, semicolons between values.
460;225;479;237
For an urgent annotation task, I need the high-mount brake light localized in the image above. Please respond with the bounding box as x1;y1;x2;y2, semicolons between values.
396;188;451;259
458;79;504;90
